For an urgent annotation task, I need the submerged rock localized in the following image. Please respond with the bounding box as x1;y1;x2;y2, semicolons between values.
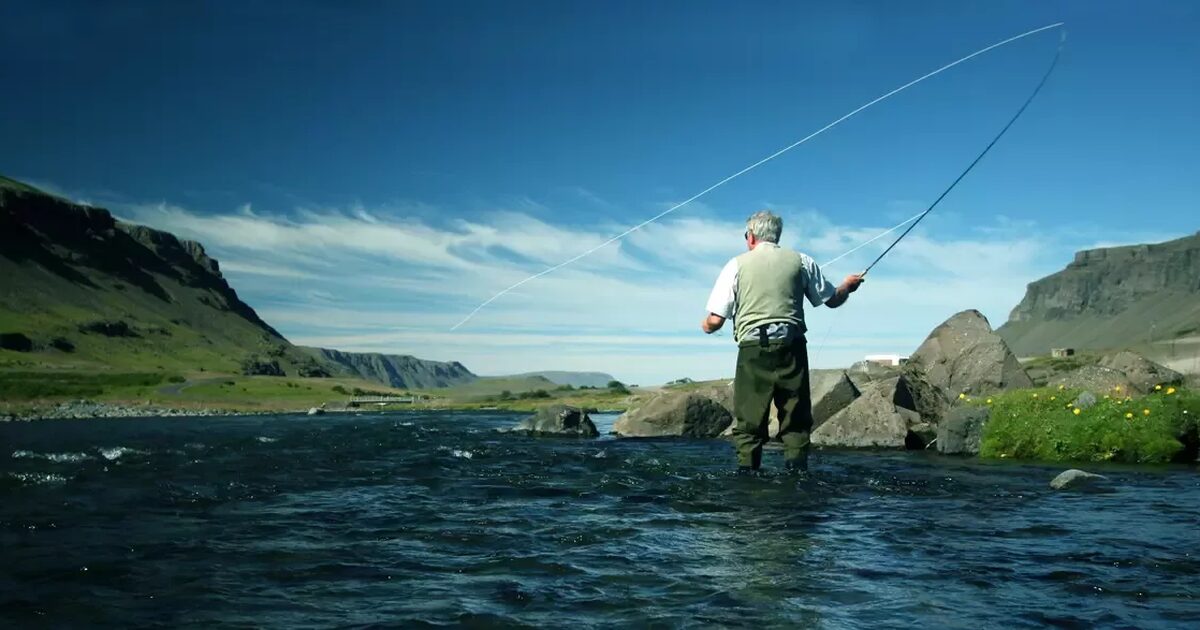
1050;469;1108;490
614;393;731;438
937;406;991;455
910;309;1033;398
513;405;598;438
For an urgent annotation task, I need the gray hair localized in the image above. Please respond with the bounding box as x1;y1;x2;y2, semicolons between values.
746;210;782;243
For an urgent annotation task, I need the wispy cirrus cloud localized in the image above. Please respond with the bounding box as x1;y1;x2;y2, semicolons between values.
117;193;1190;383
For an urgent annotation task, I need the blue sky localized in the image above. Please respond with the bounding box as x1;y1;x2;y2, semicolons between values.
2;1;1197;383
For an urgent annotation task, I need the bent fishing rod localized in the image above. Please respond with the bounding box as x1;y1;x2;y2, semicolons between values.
860;31;1066;277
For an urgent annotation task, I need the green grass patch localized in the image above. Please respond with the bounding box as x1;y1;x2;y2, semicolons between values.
0;371;176;400
979;386;1199;464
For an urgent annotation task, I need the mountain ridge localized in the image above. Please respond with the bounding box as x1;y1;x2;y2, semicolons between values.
997;232;1200;362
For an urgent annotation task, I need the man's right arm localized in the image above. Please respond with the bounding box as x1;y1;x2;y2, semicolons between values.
825;274;864;309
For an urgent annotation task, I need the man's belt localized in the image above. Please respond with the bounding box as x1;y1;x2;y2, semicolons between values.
746;322;803;347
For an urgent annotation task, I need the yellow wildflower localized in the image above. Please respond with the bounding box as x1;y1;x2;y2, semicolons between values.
1167;387;1176;395
1058;385;1065;391
1032;393;1039;399
986;398;993;405
1143;408;1151;416
1103;394;1110;400
1073;408;1081;416
1125;412;1133;419
1115;386;1122;392
1050;395;1057;401
958;393;967;400
1155;384;1162;391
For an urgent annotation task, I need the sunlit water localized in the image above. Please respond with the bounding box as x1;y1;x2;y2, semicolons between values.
2;411;1198;628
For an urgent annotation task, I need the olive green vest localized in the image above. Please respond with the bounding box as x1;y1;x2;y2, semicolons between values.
733;243;810;343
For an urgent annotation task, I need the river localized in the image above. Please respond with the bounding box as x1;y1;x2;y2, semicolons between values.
2;411;1198;627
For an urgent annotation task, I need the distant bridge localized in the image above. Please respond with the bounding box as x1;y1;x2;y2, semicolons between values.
348;396;419;404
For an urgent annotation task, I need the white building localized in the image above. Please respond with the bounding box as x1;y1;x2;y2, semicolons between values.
864;354;908;367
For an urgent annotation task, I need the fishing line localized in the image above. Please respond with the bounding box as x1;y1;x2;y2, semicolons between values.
861;30;1065;276
451;22;1065;330
809;30;1064;367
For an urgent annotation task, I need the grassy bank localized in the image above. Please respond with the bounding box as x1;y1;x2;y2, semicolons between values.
978;385;1199;464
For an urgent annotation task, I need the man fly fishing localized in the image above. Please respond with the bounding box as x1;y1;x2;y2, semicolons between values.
701;211;863;473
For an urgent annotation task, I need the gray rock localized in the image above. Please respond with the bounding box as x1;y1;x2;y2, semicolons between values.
845;361;902;392
1097;351;1184;394
306;407;325;416
614;393;731;438
1050;469;1108;490
810;370;861;427
910;310;1033;398
937;406;991;455
812;382;924;449
1051;366;1135;396
514;405;598;438
1073;391;1098;410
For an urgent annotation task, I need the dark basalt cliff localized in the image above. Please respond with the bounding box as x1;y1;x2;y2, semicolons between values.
302;347;477;390
998;232;1200;356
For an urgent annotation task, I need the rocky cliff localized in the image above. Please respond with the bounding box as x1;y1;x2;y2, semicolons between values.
301;347;477;389
998;232;1200;358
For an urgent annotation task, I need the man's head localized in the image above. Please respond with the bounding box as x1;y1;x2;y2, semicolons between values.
744;210;782;249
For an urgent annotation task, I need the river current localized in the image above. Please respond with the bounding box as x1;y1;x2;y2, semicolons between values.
2;411;1198;628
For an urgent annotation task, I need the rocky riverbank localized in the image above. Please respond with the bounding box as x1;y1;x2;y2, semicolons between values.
604;309;1197;464
1;400;269;422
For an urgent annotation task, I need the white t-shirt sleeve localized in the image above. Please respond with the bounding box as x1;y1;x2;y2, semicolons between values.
705;258;739;318
803;256;838;307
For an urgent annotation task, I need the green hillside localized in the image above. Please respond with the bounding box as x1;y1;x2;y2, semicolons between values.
0;176;321;375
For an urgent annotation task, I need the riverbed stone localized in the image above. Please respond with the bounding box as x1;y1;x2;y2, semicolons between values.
1050;469;1108;490
514;405;598;438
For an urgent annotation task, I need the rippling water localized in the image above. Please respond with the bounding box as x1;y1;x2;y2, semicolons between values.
2;411;1198;627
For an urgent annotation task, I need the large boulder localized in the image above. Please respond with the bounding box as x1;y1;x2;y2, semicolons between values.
613;392;731;438
937;406;991;455
513;405;598;438
812;383;923;449
910;310;1033;398
1097;351;1184;394
812;373;940;449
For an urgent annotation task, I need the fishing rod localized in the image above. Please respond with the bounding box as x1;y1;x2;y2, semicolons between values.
451;22;1066;330
861;31;1066;277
